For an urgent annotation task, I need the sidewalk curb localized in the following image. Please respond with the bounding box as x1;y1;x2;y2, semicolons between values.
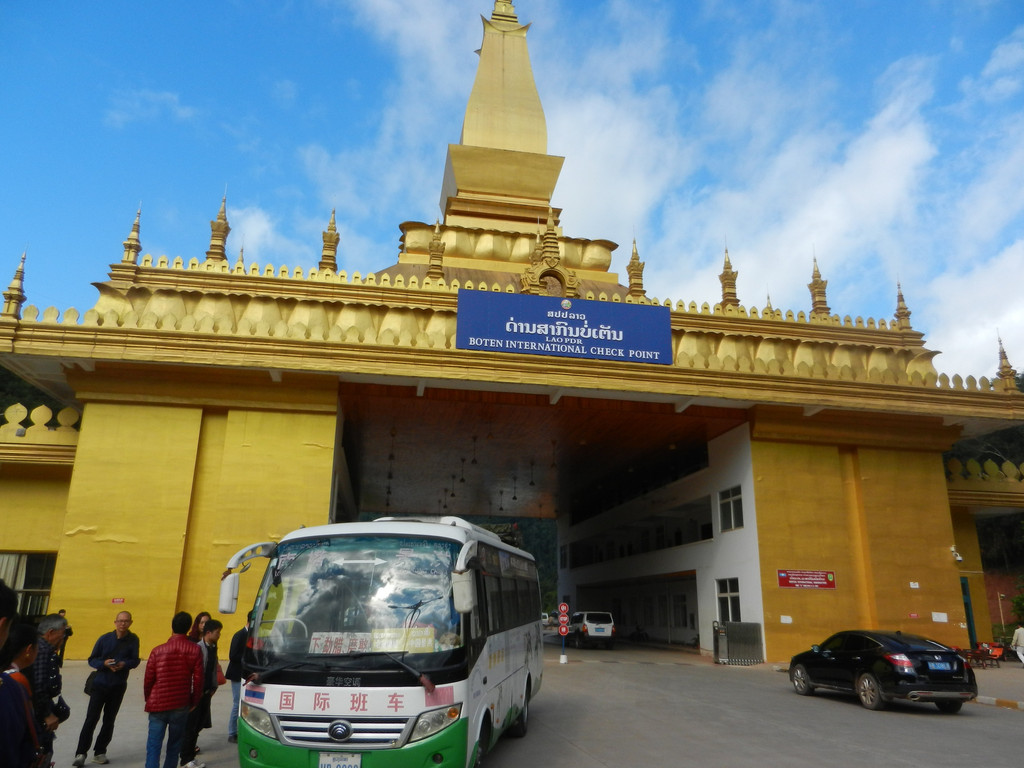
975;695;1024;711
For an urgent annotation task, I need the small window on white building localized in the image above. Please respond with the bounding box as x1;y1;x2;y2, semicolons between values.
719;485;743;531
717;577;741;622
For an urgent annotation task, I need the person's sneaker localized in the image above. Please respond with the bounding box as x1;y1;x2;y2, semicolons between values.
184;761;205;768
72;756;86;767
92;756;109;765
228;734;238;743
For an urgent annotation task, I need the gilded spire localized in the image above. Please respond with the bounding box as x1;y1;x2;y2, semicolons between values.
719;247;739;308
808;258;830;317
627;239;646;299
894;282;912;330
426;220;446;280
235;246;246;272
121;208;142;265
205;195;231;263
319;209;340;272
997;337;1018;392
462;2;545;153
2;251;27;318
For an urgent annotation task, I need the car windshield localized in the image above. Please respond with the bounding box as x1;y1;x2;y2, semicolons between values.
587;613;613;624
250;535;463;666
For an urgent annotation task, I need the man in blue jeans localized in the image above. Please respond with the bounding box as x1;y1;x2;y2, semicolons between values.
144;612;203;768
73;610;141;765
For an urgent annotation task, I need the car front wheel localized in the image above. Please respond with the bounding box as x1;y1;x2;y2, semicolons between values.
935;700;963;714
790;664;815;695
856;672;887;710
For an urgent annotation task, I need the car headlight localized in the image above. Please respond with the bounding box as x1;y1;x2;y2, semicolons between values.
409;704;462;743
241;702;277;740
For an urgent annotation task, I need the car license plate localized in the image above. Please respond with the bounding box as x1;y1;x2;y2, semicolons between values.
319;753;360;768
927;661;952;671
594;627;605;633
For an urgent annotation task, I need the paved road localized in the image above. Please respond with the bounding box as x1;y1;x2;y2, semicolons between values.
47;637;1024;768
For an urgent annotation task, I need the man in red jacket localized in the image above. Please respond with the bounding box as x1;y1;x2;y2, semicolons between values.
144;612;203;768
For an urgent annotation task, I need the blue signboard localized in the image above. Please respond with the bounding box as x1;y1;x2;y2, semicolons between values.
455;290;672;365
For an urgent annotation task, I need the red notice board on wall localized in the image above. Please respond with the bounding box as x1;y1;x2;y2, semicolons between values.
777;570;836;589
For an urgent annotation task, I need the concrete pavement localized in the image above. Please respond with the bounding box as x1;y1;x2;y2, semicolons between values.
42;641;1024;767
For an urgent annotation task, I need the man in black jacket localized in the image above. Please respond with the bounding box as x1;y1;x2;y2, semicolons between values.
73;611;141;766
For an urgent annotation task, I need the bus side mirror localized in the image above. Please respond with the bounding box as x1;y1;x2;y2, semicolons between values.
452;570;476;614
219;572;240;614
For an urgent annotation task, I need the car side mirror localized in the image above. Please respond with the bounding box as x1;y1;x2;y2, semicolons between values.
811;644;821;654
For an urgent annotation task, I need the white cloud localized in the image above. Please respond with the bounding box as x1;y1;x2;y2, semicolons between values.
225;205;311;268
921;238;1024;378
104;89;197;128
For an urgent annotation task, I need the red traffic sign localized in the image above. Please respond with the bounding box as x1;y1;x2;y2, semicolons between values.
558;625;569;637
558;602;569;614
558;613;570;625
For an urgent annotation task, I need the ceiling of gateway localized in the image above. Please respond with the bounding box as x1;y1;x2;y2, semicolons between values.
335;383;748;522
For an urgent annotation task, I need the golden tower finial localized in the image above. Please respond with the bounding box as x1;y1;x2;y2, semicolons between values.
121;208;142;265
2;251;27;318
627;239;646;299
319;209;340;272
808;257;830;317
997;337;1018;392
719;247;739;308
205;195;231;263
426;220;446;280
894;282;913;330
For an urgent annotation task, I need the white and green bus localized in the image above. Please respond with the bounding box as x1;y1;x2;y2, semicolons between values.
218;516;543;768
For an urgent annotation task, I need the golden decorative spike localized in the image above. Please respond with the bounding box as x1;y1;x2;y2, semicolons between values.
627;239;646;299
319;209;340;272
2;251;27;318
205;195;231;263
894;282;912;330
122;209;142;265
426;220;446;280
997;337;1018;392
808;257;830;317
491;1;518;23
719;247;739;308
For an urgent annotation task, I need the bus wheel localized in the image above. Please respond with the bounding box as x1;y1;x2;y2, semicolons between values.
508;686;529;738
472;719;491;767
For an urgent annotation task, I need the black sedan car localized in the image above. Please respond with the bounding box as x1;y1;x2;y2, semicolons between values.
788;630;977;713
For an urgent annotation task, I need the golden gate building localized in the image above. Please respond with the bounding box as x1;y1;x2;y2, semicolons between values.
2;1;1023;662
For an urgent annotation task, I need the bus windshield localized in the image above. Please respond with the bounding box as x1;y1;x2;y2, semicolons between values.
251;535;463;666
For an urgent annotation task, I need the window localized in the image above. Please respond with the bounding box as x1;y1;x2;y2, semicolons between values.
0;552;56;620
672;594;687;628
717;577;741;622
719;486;743;531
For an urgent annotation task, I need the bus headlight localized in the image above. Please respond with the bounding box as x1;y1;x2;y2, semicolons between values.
409;704;462;743
240;702;277;740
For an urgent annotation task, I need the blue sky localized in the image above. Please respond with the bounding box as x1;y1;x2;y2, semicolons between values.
2;0;1022;379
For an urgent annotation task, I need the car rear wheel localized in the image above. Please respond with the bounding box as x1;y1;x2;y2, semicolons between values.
790;664;815;695
856;673;887;710
573;632;584;649
935;700;963;714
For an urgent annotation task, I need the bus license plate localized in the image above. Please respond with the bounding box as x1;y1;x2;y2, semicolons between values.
927;661;951;671
319;753;360;768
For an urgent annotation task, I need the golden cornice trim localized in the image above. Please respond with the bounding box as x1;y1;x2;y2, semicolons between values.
948;488;1024;508
0;443;77;465
750;405;960;451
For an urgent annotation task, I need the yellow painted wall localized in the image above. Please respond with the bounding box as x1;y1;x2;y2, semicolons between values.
50;399;337;658
753;430;970;662
0;463;71;551
50;402;204;658
951;505;991;642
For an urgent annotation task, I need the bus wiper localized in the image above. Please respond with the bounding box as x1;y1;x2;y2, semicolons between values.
347;651;435;693
247;659;330;684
